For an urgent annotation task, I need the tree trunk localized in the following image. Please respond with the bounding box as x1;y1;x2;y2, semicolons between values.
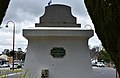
0;0;10;25
84;0;120;76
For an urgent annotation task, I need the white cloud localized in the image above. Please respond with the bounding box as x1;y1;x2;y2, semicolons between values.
0;0;101;53
88;33;102;47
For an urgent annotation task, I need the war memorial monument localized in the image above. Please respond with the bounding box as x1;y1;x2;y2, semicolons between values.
23;4;94;78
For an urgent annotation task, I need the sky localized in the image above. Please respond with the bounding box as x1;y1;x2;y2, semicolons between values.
0;0;101;52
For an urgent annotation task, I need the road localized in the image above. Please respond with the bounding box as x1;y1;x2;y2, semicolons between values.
0;67;119;78
93;67;119;78
0;68;22;78
2;72;21;78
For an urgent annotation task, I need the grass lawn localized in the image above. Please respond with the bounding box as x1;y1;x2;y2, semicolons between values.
0;68;23;78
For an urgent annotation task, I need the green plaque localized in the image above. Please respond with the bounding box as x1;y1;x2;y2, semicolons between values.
51;47;66;58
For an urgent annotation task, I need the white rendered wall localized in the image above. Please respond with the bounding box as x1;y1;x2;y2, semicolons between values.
24;36;94;78
23;4;94;78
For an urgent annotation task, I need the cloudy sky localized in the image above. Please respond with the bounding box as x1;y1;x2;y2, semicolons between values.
0;0;101;52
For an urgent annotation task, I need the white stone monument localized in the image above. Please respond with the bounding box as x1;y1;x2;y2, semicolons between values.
23;4;94;78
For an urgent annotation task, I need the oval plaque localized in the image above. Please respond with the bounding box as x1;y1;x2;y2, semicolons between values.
51;47;66;58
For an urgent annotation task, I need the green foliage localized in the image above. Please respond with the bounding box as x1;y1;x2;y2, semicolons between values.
15;51;26;61
0;69;37;78
6;48;26;61
100;49;112;63
85;0;120;75
0;69;22;78
20;69;37;78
